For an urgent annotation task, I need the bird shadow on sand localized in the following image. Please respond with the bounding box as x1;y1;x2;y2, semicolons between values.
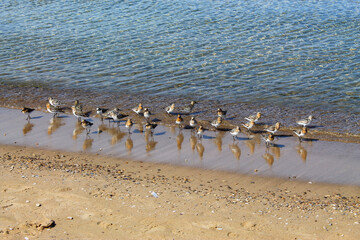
203;135;216;139
308;125;324;129
275;134;293;138
29;116;43;120
234;136;252;141
154;131;166;136
151;118;162;122
301;138;319;142
272;143;285;148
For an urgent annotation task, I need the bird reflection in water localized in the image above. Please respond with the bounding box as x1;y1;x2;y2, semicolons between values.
214;131;225;152
196;141;205;160
189;135;197;152
245;138;256;154
145;129;157;153
229;143;241;161
176;131;184;151
48;117;65;136
108;127;126;145
23;122;34;135
296;143;308;162
72;120;84;140
262;152;274;167
271;146;281;159
125;135;133;154
82;137;93;151
97;123;108;135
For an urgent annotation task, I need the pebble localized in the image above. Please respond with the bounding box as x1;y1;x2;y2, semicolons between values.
67;217;73;220
36;203;41;207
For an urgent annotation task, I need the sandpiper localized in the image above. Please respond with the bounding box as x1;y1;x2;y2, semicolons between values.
189;116;197;128
262;133;275;147
181;101;197;114
296;115;314;127
73;100;83;112
242;120;255;131
211;117;222;129
165;103;175;114
143;107;151;120
96;107;108;121
81;119;93;135
132;103;143;115
265;122;281;134
46;103;64;117
125;118;133;134
197;125;204;139
293;127;308;142
72;106;91;121
176;114;184;128
230;126;241;141
48;97;61;108
245;112;262;123
217;108;227;118
21;107;35;120
145;122;157;135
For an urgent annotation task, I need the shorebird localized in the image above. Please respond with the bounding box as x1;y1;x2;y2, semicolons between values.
145;122;157;135
48;97;61;108
46;103;64;117
197;125;204;139
96;107;108;121
165;103;175;114
81;119;93;135
181;101;197;114
296;115;315;127
211;117;222;129
293;127;308;142
21;107;35;120
125;118;133;134
217;108;227;118
143;107;151;120
245;112;262;123
265;122;281;134
242;120;255;131
175;114;184;128
230;126;241;141
73;100;83;112
262;133;275;147
132;103;143;115
72;106;91;121
189;116;197;128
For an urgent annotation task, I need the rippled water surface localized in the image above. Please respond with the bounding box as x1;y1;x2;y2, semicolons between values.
0;0;359;132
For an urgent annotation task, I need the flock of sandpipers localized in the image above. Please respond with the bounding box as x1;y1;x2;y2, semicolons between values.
20;98;315;147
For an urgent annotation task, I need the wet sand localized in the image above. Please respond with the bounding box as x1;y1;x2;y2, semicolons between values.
0;107;360;185
1;107;360;239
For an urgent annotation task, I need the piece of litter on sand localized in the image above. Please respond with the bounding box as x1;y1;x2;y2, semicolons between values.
151;191;159;198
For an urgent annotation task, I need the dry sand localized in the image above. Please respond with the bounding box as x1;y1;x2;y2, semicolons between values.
1;144;360;240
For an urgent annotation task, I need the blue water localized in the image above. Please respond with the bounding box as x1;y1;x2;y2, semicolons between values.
0;0;359;114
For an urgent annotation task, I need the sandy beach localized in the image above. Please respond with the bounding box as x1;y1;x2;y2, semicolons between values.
1;144;360;239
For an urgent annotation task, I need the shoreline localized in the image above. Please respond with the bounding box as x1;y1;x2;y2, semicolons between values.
1;144;360;239
0;84;359;141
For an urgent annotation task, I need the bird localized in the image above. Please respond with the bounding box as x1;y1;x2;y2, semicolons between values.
165;103;175;114
296;115;315;127
71;105;91;121
21;107;35;120
211;117;222;129
230;126;241;141
96;107;108;121
46;103;64;117
245;112;262;122
265;122;281;134
217;108;227;118
73;100;83;112
143;107;151;120
181;101;197;114
197;125;204;139
242;120;255;131
176;114;184;129
262;133;275;147
189;116;197;128
293;127;308;142
132;103;143;114
81;119;93;135
145;122;157;135
48;97;61;108
125;118;133;134
109;110;126;124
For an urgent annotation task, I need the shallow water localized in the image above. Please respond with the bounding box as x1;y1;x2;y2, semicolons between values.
0;0;359;135
1;108;360;185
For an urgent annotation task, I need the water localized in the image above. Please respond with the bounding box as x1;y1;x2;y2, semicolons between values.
0;0;359;135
